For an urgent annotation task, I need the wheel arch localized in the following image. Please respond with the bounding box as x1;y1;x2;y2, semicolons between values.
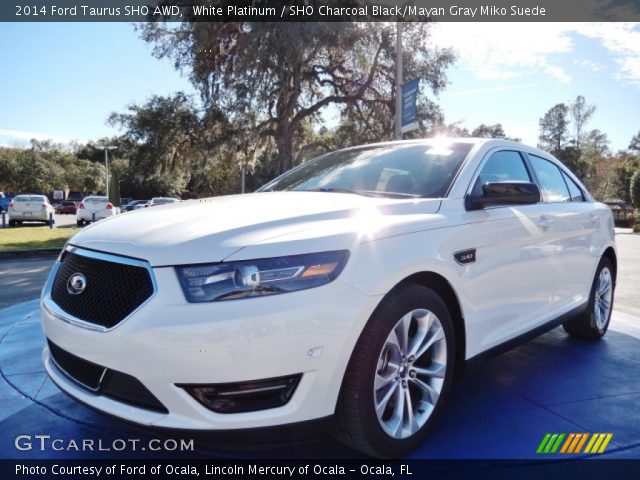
395;271;467;377
602;246;617;283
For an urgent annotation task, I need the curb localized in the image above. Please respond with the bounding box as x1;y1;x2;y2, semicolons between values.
0;248;60;260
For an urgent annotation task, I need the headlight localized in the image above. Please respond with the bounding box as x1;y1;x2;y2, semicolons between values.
176;250;350;302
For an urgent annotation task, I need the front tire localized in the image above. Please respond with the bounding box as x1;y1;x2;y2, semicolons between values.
563;257;615;339
334;283;455;457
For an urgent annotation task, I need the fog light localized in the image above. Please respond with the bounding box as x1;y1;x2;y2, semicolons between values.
178;374;301;413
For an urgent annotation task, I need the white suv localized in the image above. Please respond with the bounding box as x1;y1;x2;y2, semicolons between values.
76;196;117;226
41;138;616;457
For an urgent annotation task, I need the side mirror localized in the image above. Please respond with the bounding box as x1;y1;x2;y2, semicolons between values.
465;181;541;211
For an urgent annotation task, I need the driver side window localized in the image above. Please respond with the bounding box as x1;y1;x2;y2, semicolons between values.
471;150;531;196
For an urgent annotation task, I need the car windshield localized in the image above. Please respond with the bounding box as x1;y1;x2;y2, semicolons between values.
153;199;176;204
84;197;108;203
14;195;46;202
259;142;473;198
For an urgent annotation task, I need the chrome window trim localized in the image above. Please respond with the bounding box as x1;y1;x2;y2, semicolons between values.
42;245;158;332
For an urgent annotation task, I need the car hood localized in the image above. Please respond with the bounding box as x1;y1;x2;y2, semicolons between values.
68;192;443;266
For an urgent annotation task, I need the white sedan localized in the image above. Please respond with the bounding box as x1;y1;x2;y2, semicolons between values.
76;196;117;226
41;138;616;457
8;194;55;226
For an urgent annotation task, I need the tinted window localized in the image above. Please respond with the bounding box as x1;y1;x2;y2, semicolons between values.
260;142;473;198
479;151;531;182
470;151;531;197
561;171;585;202
14;195;46;202
529;155;570;202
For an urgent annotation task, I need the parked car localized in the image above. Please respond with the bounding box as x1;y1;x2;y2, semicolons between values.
67;191;84;204
41;139;616;457
8;194;55;226
55;201;78;215
0;192;12;212
76;196;117;226
148;196;180;207
122;200;149;212
120;198;132;208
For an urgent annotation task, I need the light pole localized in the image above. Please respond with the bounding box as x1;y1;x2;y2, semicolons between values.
103;145;117;196
394;21;403;140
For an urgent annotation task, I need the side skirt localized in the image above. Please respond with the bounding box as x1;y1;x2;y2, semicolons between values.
463;302;588;374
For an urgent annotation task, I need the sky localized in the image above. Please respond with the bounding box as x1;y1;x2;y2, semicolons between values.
0;22;639;152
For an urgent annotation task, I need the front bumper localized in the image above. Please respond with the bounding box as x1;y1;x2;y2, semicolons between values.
41;251;380;430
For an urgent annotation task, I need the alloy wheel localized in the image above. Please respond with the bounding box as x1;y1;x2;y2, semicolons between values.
374;308;447;439
594;267;613;330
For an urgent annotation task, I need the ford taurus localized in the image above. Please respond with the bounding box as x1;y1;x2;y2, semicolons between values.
41;138;616;457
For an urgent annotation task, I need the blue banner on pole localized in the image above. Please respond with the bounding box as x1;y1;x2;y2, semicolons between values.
401;78;420;133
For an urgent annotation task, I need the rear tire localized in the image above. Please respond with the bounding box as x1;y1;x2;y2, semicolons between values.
9;219;15;227
76;219;84;227
334;283;455;458
563;257;615;339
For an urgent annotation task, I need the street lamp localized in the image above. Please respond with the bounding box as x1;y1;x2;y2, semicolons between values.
394;21;403;140
103;145;117;196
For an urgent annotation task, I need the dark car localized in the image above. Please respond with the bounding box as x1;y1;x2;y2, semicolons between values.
66;191;84;203
122;200;149;212
55;201;78;215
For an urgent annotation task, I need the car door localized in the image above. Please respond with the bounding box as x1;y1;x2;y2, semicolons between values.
451;149;557;354
526;154;595;309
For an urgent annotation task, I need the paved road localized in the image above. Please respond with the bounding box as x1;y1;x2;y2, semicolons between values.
0;258;53;309
615;232;640;317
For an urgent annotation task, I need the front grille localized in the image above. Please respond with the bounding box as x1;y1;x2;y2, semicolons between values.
48;340;168;414
51;250;153;328
48;340;105;390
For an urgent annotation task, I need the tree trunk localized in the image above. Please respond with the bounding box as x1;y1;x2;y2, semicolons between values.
275;122;294;174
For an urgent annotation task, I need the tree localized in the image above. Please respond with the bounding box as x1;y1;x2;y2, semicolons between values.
139;21;454;174
610;152;639;203
0;148;19;192
538;104;570;152
109;93;241;197
629;131;640;152
555;146;590;181
470;123;520;141
631;169;640;209
472;123;506;139
570;95;596;149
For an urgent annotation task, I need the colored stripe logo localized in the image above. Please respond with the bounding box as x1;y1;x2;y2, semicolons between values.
537;433;613;454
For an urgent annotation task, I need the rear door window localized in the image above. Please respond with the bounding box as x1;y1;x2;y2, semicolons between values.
561;171;585;202
528;155;571;203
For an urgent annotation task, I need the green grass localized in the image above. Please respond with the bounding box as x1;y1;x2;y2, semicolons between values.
0;226;78;251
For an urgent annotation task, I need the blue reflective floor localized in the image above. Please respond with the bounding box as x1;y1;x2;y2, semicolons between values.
1;299;639;459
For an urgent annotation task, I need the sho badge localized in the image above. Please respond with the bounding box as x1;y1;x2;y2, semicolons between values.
454;249;476;265
67;273;87;295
